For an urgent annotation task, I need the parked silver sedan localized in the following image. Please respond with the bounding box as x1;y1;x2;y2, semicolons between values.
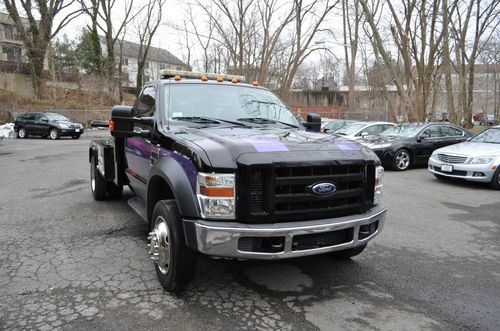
428;126;500;189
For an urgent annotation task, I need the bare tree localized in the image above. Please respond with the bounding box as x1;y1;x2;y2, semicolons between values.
79;0;137;81
449;0;500;127
133;0;165;92
3;0;82;98
277;0;339;100
341;0;363;110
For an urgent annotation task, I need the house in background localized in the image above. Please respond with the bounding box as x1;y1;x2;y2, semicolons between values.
0;12;27;63
104;37;190;88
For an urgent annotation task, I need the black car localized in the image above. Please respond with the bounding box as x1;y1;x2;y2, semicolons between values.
360;123;472;171
14;112;84;140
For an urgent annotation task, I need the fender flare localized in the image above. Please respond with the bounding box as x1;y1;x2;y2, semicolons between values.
147;157;199;220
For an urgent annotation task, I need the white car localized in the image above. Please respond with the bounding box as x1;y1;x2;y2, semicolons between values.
334;121;396;140
428;126;500;189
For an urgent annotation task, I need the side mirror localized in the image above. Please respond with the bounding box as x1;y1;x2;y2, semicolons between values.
303;113;321;132
110;105;154;138
361;131;369;137
41;118;48;123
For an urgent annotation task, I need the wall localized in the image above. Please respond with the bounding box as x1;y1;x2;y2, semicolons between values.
288;90;343;119
0;71;34;97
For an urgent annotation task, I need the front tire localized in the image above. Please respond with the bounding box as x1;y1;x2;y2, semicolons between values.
49;128;60;140
490;167;500;190
72;135;81;139
392;149;411;171
330;244;367;259
149;200;197;292
17;127;27;139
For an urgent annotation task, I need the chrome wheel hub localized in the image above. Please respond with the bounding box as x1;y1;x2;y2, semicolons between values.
19;129;25;138
50;130;57;139
148;217;171;274
396;152;410;169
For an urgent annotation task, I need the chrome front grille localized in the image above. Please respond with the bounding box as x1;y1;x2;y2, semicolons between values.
437;154;468;164
238;162;374;223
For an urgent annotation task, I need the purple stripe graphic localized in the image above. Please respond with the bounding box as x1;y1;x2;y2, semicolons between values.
334;140;359;151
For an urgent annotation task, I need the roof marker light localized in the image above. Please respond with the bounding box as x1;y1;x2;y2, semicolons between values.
174;75;181;81
231;78;238;84
216;76;224;82
252;80;259;86
201;76;208;81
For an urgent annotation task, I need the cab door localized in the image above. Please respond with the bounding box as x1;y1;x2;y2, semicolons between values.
124;85;156;199
414;125;441;164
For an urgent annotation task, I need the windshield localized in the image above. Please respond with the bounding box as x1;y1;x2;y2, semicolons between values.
470;128;500;144
335;123;366;135
45;113;70;121
165;84;302;127
381;125;423;138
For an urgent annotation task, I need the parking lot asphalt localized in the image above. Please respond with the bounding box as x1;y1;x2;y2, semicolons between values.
0;131;499;330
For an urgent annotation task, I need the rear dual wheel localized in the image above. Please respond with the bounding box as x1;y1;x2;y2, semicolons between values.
90;155;123;200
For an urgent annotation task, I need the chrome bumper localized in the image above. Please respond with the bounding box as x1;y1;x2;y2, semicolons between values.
185;206;386;259
428;158;496;182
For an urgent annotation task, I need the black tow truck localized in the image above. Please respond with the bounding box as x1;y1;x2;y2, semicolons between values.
89;70;386;291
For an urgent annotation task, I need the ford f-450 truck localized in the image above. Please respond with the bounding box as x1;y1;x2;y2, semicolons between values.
89;70;386;292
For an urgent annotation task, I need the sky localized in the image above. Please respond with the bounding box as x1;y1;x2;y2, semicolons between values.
52;0;351;72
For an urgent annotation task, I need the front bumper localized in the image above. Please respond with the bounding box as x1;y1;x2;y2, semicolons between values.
59;128;84;136
184;205;386;259
428;157;496;182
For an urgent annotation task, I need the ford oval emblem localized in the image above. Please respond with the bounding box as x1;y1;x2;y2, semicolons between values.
309;182;337;196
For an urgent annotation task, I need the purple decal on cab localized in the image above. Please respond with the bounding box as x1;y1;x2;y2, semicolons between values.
159;148;197;192
334;140;360;151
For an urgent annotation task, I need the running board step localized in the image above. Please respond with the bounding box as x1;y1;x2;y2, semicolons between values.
127;196;147;223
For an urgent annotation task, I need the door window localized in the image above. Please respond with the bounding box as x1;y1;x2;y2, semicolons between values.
362;124;386;135
135;86;156;117
441;126;464;137
420;126;442;138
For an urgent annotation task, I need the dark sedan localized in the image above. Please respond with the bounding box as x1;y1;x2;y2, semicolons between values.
360;123;472;170
14;112;84;140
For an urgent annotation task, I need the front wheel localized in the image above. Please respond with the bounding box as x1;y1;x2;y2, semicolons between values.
392;149;411;171
490;168;500;190
149;200;197;292
330;244;367;259
72;135;81;139
49;128;60;140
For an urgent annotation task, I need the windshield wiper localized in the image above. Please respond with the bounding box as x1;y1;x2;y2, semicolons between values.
172;116;250;127
237;117;298;128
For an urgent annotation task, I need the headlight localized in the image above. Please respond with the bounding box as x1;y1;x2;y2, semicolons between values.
374;166;383;205
197;173;235;219
59;123;69;129
468;157;494;164
367;143;392;149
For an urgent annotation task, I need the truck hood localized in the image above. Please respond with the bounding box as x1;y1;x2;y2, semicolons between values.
173;126;379;170
435;141;500;157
